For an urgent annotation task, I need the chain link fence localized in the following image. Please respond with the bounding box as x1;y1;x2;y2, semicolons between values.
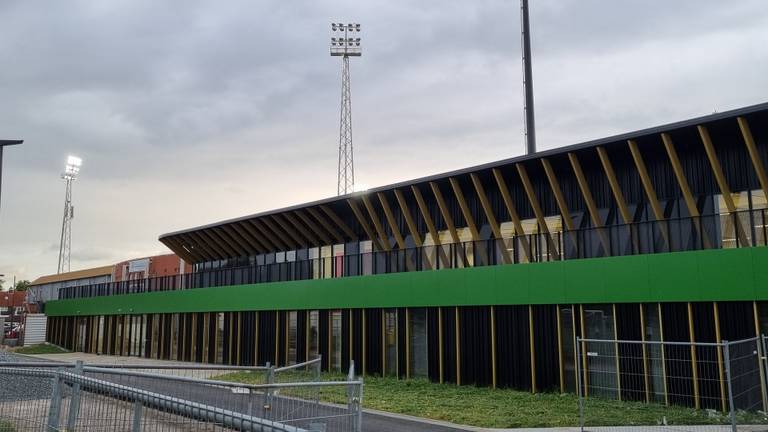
0;355;362;432
576;336;768;432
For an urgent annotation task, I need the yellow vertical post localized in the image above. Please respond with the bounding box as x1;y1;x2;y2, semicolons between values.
529;305;537;393
455;307;461;386
274;312;279;366
687;303;701;409
349;309;354;366
612;304;622;401
658;304;670;406
556;306;565;394
639;304;651;403
713;302;727;412
754;301;768;411
491;306;498;389
438;307;444;384
362;311;367;375
405;308;411;379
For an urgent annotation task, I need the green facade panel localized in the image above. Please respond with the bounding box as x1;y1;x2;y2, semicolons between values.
46;247;768;317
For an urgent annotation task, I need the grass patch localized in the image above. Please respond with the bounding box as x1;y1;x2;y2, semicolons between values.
213;371;768;428
13;343;68;355
0;419;15;432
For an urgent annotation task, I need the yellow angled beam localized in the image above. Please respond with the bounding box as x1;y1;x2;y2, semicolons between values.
283;212;319;245
540;159;576;230
361;195;392;251
429;182;460;243
272;214;306;247
449;177;490;264
661;133;712;249
249;219;285;251
713;302;727;412
567;153;611;253
319;205;358;241
698;125;750;246
517;164;559;259
377;192;415;270
347;198;385;251
492;168;532;262
412;185;450;268
738;117;768;202
306;207;345;244
627;140;671;248
295;210;332;245
261;217;299;250
394;189;433;270
687;302;701;410
596;148;632;224
470;173;512;264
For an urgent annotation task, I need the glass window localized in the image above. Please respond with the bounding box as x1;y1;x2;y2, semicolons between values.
309;310;320;360
408;309;428;378
97;316;105;355
333;244;345;278
360;241;373;275
718;192;752;248
286;250;296;262
384;309;398;377
321;246;332;279
275;251;286;263
330;310;343;371
288;311;298;365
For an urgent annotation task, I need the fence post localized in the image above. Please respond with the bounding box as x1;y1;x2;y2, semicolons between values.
760;334;768;412
262;363;274;420
132;400;143;432
348;360;362;432
47;372;63;431
575;337;584;432
66;360;84;429
723;340;737;432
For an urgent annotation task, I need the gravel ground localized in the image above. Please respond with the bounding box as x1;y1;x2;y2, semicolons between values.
0;349;59;402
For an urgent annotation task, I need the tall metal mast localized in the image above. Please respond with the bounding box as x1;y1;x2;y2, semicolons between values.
330;22;361;195
57;155;81;274
521;0;536;155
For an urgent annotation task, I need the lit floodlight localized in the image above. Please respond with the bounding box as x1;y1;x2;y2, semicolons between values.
63;155;83;179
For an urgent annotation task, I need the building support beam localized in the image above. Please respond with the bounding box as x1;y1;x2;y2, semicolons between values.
319;205;358;242
347;198;384;251
377;192;414;269
738;117;768;201
195;231;233;259
218;226;255;257
178;233;215;262
294;210;331;245
412;185;450;268
661;133;712;249
429;182;460;244
449;177;490;264
492;168;532;262
596;148;632;224
214;227;249;258
393;189;433;270
307;207;346;244
698;125;750;246
516;164;559;259
361;195;392;250
163;236;200;264
470;174;512;264
540;159;578;255
283;212;319;246
627;140;671;247
567;153;610;253
251;219;288;251
272;214;306;248
230;222;268;254
262;217;299;250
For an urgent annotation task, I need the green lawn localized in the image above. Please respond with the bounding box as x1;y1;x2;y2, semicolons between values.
0;419;15;432
12;343;68;355
213;371;767;428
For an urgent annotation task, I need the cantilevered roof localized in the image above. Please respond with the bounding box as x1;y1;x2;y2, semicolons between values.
159;101;768;264
30;265;114;286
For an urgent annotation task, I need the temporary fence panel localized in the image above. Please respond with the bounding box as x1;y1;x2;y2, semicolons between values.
23;313;47;346
0;355;362;432
576;337;768;432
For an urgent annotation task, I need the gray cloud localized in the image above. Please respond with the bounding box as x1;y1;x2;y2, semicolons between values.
0;0;766;281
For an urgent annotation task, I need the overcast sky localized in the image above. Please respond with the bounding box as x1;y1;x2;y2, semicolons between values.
0;0;766;283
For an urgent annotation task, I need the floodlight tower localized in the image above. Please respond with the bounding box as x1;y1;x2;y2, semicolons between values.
57;155;82;274
330;22;361;195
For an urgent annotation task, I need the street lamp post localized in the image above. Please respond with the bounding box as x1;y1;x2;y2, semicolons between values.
0;140;23;217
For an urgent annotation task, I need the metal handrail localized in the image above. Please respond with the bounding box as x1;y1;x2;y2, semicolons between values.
55;208;768;300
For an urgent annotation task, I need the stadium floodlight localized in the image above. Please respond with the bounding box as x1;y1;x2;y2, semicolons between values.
330;22;362;57
58;154;83;273
63;155;82;180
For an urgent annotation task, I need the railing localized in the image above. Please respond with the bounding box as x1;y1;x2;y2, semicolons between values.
57;208;768;300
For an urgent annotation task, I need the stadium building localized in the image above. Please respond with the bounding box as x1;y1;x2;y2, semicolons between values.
45;103;768;404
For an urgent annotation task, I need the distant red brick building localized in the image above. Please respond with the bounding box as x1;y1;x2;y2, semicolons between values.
113;253;193;282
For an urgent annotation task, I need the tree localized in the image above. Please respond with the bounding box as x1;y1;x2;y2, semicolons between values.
14;280;30;291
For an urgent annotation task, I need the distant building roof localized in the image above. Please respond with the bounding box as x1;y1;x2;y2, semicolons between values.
30;265;114;286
